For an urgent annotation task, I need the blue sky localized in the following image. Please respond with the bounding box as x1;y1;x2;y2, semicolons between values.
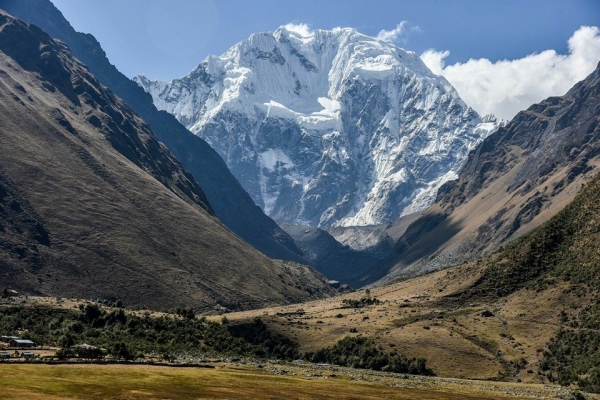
51;0;600;119
52;0;600;81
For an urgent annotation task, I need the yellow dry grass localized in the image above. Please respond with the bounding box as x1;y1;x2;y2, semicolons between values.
7;263;597;398
0;363;561;400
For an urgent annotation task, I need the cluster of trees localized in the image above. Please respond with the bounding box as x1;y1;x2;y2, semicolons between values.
305;336;432;375
226;318;299;360
56;345;107;360
174;307;195;320
341;297;381;308
0;304;434;377
0;305;296;361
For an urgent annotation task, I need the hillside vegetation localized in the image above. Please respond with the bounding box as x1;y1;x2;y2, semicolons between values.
464;173;600;391
469;173;600;298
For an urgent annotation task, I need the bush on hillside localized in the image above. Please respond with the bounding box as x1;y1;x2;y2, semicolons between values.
304;336;432;375
341;297;381;308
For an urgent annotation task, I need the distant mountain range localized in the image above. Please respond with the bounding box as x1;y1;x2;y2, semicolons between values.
135;26;498;227
0;9;334;310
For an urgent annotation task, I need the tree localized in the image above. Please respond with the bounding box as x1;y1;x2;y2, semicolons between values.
76;346;105;360
56;347;76;360
83;304;102;321
110;342;132;360
57;333;75;348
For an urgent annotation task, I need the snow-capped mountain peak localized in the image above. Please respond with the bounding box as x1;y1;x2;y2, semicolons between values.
135;26;497;227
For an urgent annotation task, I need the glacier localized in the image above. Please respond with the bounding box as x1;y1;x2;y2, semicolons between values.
135;26;497;227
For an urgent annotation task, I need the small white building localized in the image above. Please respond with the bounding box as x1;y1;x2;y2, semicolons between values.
9;339;34;348
0;335;19;343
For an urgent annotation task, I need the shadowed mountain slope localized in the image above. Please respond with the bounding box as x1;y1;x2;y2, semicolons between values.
0;0;306;264
281;224;392;288
0;10;333;310
371;61;600;285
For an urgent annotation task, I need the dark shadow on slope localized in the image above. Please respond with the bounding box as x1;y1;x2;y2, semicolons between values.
357;211;463;285
282;224;389;288
0;0;306;264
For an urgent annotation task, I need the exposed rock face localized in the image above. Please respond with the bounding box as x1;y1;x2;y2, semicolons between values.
135;26;497;227
372;62;600;285
0;10;334;310
0;0;307;264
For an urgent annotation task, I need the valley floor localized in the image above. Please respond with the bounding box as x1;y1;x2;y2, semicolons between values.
0;363;588;400
2;254;598;398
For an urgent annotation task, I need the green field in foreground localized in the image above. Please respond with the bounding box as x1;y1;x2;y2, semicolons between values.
0;364;524;400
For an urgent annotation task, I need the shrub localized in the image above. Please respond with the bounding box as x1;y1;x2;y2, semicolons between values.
304;336;432;375
341;297;381;308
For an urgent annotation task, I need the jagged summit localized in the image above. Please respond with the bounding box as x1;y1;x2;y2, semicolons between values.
135;25;497;227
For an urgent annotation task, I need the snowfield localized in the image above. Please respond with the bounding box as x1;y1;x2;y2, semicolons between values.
135;26;498;227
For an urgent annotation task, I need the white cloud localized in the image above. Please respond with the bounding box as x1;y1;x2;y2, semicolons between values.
421;26;600;120
420;49;449;75
283;23;313;37
377;21;420;44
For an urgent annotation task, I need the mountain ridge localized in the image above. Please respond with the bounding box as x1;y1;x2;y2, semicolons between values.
0;0;308;265
0;9;334;310
372;61;600;285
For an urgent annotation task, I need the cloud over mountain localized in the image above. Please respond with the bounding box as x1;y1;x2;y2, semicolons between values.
376;21;420;44
283;22;312;37
421;26;600;120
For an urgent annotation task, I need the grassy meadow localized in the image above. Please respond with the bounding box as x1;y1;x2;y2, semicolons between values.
0;363;552;400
